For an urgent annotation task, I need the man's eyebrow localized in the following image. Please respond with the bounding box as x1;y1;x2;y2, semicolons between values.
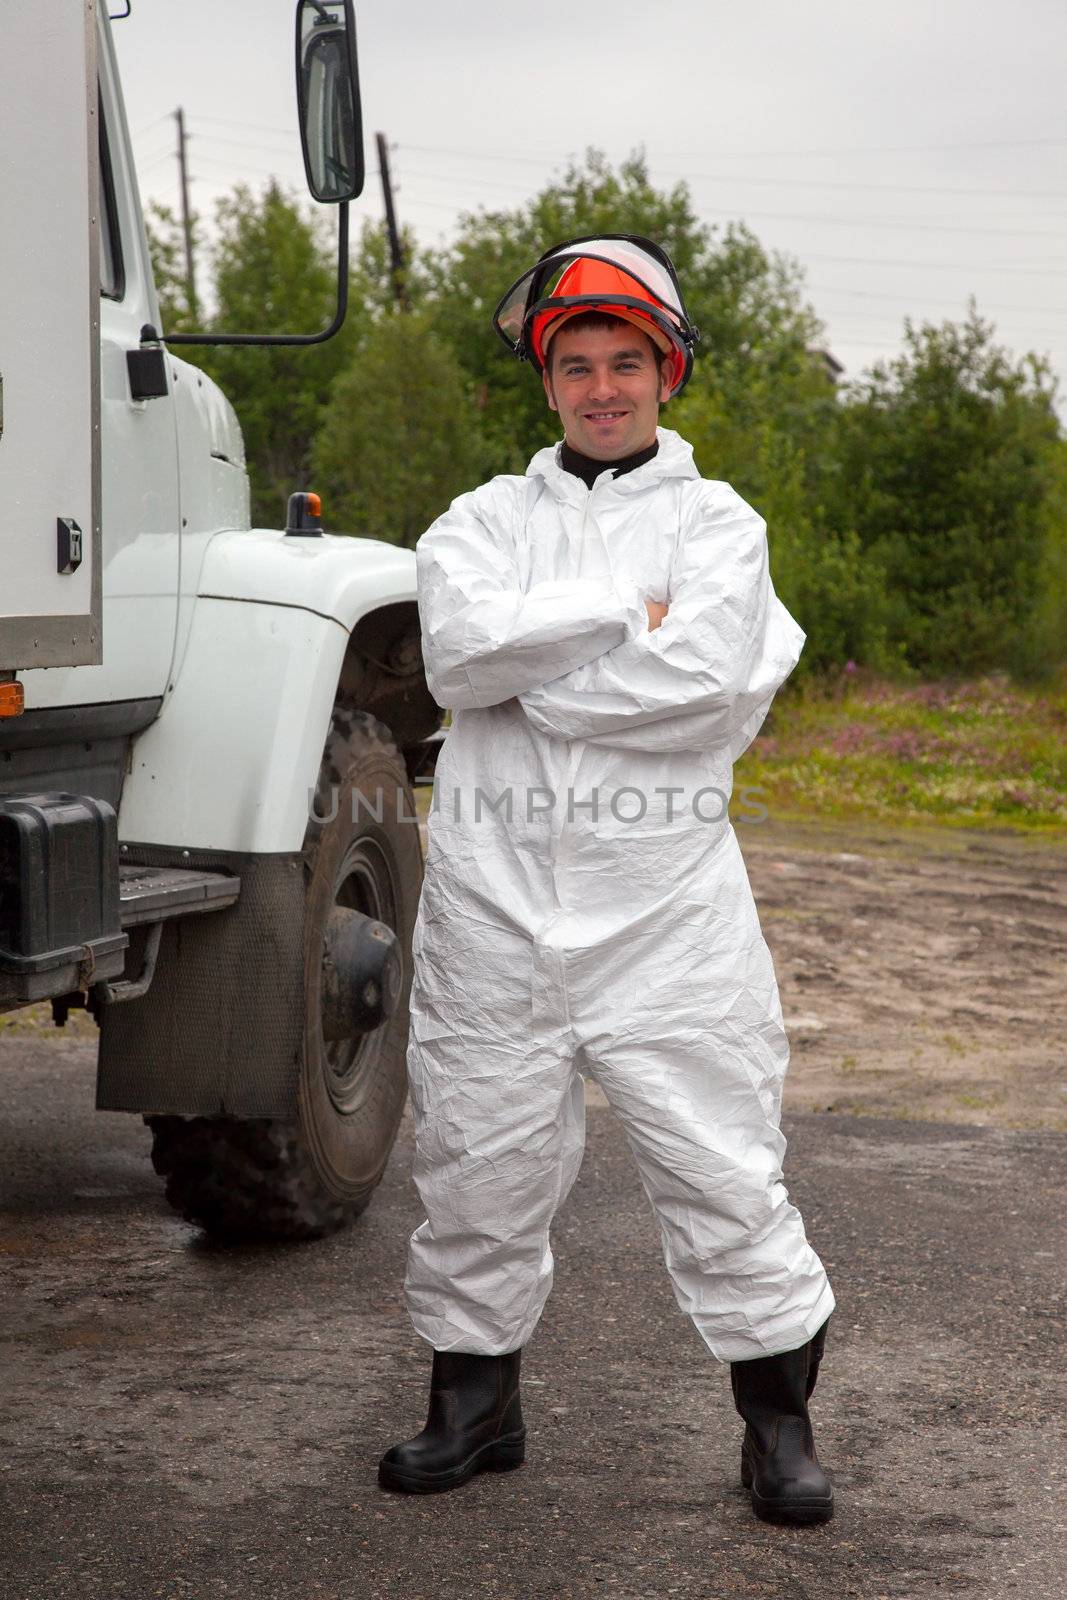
558;347;649;365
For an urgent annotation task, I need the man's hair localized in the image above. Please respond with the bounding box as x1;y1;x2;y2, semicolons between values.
547;310;667;377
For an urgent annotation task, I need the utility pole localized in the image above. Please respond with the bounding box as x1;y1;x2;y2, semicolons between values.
375;132;409;311
174;107;197;319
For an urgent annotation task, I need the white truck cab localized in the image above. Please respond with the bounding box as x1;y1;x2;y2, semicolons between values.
1;0;441;1241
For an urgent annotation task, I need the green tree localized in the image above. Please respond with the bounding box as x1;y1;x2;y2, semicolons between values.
144;200;203;334
427;150;829;478
192;182;354;526
347;215;432;327
312;312;486;548
828;305;1062;675
1013;434;1067;680
148;190;438;528
143;159;1066;687
420;149;894;673
674;377;898;676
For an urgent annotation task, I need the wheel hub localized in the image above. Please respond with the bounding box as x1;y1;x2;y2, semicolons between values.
321;907;402;1041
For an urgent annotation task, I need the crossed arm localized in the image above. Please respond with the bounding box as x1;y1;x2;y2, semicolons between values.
415;482;647;712
416;480;804;758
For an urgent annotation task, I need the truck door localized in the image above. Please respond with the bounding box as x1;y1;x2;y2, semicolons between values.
2;3;181;711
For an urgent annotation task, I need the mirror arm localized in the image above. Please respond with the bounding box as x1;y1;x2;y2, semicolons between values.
165;202;349;348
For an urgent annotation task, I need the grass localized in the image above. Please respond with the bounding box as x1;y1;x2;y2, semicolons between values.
740;667;1067;834
0;1003;96;1038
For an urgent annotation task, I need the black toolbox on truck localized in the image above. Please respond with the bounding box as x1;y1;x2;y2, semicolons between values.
0;792;127;1005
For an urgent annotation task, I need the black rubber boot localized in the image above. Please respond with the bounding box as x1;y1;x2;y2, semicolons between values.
378;1348;525;1493
729;1317;834;1525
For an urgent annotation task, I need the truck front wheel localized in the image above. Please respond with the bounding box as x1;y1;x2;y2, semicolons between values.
147;709;422;1241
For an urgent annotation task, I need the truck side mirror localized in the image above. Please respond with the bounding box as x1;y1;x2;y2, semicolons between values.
169;1;361;347
295;0;365;204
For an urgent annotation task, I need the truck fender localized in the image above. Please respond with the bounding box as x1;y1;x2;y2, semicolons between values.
99;528;429;1120
118;527;420;856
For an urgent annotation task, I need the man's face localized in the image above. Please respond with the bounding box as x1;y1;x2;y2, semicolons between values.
542;320;670;460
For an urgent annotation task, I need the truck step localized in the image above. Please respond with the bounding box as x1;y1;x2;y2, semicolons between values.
119;865;240;928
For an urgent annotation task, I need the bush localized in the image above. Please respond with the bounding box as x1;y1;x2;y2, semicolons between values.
312;313;486;547
827;306;1061;677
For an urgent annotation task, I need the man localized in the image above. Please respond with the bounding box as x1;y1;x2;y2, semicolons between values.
378;236;835;1525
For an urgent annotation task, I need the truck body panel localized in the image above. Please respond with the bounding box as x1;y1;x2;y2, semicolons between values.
0;0;101;670
19;5;181;707
166;353;250;690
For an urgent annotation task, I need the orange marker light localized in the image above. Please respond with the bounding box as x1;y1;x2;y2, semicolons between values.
306;492;322;518
0;680;25;718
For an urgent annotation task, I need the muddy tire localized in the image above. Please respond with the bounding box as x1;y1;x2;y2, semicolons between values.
146;709;422;1241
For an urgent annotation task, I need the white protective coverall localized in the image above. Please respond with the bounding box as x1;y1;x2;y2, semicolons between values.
404;425;835;1362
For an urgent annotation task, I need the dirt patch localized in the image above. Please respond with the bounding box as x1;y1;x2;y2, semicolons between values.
7;814;1066;1135
737;816;1067;1131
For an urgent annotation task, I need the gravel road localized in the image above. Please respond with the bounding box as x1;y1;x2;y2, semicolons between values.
1;1067;1064;1597
2;818;1065;1598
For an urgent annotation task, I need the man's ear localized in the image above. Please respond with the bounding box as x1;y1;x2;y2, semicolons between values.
658;363;673;404
542;365;558;413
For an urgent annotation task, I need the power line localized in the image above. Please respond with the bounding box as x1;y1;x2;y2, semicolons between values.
396;176;1067;240
133;121;1067;347
654;167;1067;205
395;191;487;214
399;134;1067;167
136;147;176;174
807;283;1067;321
191;111;302;138
379;184;1067;286
642;136;1067;159
812;305;1066;333
186;130;304;158
190;154;308;182
395;165;541;196
131;110;172;140
159;118;1067;234
164;153;382;186
149;112;380;192
399;141;576;170
176;117;1067;195
397;142;1067;204
135;137;174;163
800;250;1066;276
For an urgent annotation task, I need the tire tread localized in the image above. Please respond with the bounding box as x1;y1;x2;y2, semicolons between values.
145;709;419;1243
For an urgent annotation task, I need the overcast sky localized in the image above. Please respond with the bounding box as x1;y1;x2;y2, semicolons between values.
113;0;1067;411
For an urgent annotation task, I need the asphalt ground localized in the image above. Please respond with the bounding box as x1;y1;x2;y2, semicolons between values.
1;1035;1065;1600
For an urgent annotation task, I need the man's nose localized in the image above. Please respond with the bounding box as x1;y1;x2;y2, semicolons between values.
587;366;621;400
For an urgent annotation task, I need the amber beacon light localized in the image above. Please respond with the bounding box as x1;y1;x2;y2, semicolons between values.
286;490;324;537
0;680;26;717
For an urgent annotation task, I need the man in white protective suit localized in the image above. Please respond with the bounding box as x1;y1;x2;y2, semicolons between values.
378;236;836;1525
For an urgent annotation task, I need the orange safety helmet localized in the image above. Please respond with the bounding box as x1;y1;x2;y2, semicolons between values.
493;234;699;398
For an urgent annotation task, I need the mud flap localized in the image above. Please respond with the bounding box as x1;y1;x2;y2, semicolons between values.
97;846;305;1117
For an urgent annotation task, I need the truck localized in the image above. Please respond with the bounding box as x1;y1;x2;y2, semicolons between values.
0;0;443;1241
